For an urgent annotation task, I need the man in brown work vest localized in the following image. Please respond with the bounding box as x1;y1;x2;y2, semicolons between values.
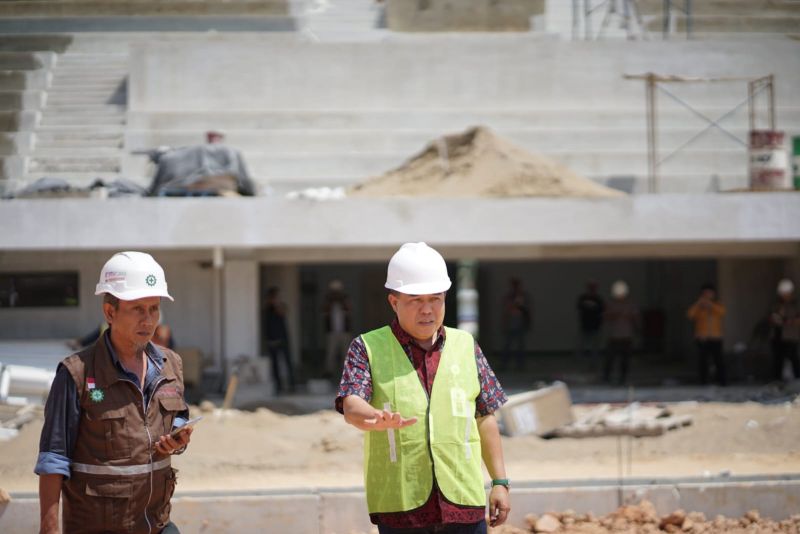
36;251;193;533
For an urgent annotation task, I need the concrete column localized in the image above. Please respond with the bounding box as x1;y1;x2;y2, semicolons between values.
223;259;259;361
262;264;301;367
717;258;784;352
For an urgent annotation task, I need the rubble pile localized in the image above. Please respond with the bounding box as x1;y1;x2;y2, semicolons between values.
490;501;800;533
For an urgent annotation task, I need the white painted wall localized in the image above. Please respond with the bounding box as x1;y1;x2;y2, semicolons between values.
223;259;260;360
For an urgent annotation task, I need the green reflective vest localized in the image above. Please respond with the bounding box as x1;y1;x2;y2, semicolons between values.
362;326;485;514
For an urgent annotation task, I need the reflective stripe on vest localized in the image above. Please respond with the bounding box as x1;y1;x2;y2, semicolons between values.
362;326;485;514
71;457;171;476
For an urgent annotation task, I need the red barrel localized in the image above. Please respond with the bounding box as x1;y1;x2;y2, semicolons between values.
749;130;789;189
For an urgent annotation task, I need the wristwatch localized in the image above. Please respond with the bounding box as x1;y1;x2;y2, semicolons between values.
491;478;510;490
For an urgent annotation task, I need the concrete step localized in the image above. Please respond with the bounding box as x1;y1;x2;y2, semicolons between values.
128;108;800;131
0;35;73;53
125;126;800;154
0;15;297;33
32;147;124;157
40;114;125;126
0;52;49;71
0;110;38;131
192;149;754;182
23;171;123;186
0;70;49;91
0;1;290;17
0;90;44;111
41;104;125;114
0;132;34;155
28;156;120;173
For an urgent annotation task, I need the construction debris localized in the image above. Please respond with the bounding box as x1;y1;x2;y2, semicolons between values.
498;383;693;439
554;402;693;438
498;382;574;437
489;501;800;533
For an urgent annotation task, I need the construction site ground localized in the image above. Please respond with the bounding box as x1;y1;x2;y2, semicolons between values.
2;386;798;494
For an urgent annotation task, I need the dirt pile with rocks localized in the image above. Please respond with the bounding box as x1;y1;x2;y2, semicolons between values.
490;501;800;533
347;126;624;198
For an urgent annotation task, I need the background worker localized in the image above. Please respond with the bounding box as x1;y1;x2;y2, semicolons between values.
36;252;192;534
769;279;800;382
323;279;352;379
336;242;510;534
687;283;727;386
603;280;639;385
576;281;605;366
262;286;295;393
501;277;531;371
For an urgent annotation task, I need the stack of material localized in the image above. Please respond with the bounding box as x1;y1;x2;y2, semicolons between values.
347;126;625;198
554;402;693;438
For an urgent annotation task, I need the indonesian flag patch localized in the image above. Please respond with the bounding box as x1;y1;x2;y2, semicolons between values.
87;378;104;403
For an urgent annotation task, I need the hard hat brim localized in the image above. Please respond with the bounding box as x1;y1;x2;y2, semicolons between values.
385;280;452;295
95;287;174;302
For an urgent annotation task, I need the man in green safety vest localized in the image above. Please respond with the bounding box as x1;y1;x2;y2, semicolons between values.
336;242;510;534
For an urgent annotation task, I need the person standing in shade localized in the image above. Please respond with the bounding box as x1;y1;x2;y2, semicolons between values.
687;283;727;386
263;287;295;393
36;251;191;534
502;277;531;371
769;279;800;382
576;281;605;365
323;279;352;379
603;280;639;385
337;242;510;533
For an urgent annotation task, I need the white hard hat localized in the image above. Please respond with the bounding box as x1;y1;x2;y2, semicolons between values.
611;280;629;299
385;242;451;295
95;251;173;301
778;278;795;296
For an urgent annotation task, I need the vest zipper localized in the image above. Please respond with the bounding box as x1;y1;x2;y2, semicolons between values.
119;374;167;534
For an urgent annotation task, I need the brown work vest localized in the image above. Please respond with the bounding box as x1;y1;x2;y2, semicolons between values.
60;338;187;534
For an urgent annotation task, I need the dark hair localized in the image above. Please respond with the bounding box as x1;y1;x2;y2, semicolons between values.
267;287;279;298
103;293;120;309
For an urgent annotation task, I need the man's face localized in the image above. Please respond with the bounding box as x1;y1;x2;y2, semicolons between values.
388;292;446;343
104;296;161;350
701;289;715;301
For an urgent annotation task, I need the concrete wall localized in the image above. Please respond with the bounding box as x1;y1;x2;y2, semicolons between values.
128;37;800;112
124;36;800;192
385;0;545;32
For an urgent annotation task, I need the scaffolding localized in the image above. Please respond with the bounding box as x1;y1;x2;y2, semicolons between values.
572;0;694;40
623;73;776;193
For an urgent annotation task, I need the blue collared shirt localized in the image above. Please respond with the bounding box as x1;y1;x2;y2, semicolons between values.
34;330;188;478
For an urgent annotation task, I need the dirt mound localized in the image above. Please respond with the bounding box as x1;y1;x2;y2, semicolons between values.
348;126;624;198
489;501;800;533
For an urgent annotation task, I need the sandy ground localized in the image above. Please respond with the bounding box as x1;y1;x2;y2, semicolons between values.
1;400;798;493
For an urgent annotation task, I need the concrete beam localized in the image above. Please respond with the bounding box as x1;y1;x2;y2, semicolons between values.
0;194;798;255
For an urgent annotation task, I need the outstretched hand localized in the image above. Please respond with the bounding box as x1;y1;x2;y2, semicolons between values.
363;409;418;431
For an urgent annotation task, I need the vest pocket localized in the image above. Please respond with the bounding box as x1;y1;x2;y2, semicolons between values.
99;408;132;460
158;396;187;435
85;479;134;530
152;468;178;528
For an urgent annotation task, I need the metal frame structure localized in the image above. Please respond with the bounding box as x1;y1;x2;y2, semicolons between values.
572;0;694;40
572;0;648;40
624;73;775;193
662;0;692;39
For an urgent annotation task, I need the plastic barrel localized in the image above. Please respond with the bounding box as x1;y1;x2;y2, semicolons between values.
749;130;789;189
793;136;800;190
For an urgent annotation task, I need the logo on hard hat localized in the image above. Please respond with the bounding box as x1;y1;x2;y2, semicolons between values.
145;274;157;287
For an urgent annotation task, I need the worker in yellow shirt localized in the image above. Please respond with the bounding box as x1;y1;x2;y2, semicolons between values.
687;283;727;386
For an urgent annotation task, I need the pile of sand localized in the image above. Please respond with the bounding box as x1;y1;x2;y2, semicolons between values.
348;126;624;198
489;501;800;533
